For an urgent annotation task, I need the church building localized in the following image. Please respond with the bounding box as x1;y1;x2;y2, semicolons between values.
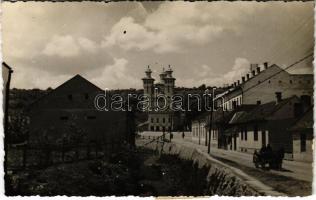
142;65;176;132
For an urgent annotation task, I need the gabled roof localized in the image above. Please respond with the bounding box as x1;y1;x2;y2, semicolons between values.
229;96;299;124
26;74;103;110
289;108;313;131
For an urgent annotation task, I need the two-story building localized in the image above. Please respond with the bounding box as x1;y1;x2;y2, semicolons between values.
27;75;135;147
215;62;313;110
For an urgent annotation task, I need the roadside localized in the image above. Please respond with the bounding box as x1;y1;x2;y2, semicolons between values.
170;137;312;196
171;137;313;182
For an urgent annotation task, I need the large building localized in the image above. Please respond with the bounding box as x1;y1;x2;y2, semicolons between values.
215;62;313;110
142;65;176;131
27;75;135;147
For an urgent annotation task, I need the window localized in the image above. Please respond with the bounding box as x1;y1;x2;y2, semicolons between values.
279;80;282;84
254;125;258;141
150;126;154;131
241;131;243;140
301;133;306;152
163;118;165;123
151;118;154;123
268;80;271;84
68;94;73;100
290;80;293;84
60;116;68;120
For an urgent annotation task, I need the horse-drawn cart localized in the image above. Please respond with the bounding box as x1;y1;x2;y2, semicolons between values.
253;149;284;170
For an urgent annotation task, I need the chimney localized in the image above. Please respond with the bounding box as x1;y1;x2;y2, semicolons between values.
237;80;240;85
252;70;256;77
242;76;245;83
256;66;261;74
246;74;250;80
250;63;258;72
234;82;237;87
275;92;282;103
256;100;261;105
264;62;268;69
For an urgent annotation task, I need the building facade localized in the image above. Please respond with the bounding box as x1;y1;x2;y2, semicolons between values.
215;62;313;110
27;75;135;147
228;95;312;161
142;65;176;132
290;108;313;162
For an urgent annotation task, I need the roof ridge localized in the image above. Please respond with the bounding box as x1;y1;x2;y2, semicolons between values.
25;74;104;111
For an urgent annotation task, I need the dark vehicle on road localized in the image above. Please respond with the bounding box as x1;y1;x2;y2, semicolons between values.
253;148;284;170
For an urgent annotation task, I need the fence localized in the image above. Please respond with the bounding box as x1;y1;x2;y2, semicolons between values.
7;141;124;171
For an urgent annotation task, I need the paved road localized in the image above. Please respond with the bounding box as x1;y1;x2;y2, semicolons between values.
171;138;313;182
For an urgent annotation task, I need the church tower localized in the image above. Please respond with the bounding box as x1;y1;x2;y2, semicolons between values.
164;65;176;99
142;66;154;111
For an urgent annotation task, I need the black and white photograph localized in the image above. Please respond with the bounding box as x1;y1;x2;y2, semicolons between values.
1;0;314;197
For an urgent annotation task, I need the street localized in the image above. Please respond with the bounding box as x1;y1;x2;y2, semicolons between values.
172;137;313;182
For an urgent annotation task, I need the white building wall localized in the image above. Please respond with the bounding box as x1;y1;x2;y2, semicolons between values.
293;133;313;162
238;130;269;153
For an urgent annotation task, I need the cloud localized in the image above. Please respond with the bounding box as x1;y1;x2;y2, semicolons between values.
222;58;250;84
2;1;313;90
42;35;80;57
43;35;99;57
90;58;139;89
102;17;157;51
102;2;226;54
177;58;250;88
11;67;73;89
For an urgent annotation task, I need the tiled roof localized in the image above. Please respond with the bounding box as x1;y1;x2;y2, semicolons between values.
229;96;299;124
289;108;313;131
205;104;256;127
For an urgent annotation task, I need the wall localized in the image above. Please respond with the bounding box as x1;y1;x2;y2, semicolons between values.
28;75;131;145
148;112;172;131
217;65;313;107
242;65;313;105
292;131;313;162
237;130;269;153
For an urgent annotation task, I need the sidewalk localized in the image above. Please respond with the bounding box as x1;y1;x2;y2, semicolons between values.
172;138;313;182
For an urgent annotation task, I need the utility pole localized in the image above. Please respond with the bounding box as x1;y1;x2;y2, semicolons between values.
205;88;214;154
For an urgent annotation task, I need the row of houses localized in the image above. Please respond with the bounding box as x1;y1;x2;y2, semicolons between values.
191;62;314;162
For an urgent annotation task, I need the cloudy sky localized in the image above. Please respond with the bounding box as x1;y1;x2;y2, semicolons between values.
2;1;314;89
